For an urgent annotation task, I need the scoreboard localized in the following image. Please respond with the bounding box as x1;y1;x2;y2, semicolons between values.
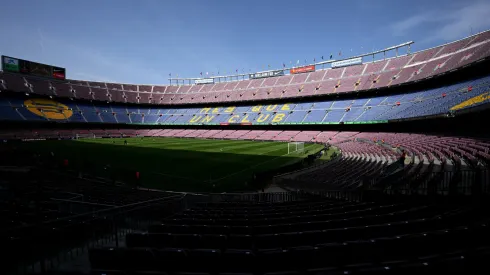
2;55;66;80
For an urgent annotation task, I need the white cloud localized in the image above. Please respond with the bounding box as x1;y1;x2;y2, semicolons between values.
435;1;490;41
391;1;490;42
391;13;439;36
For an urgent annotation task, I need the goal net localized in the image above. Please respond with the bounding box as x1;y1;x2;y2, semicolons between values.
288;142;305;154
74;133;96;140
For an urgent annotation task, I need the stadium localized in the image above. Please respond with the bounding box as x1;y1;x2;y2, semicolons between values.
2;1;490;274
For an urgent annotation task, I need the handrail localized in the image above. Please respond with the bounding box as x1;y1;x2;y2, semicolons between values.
1;194;185;233
50;198;116;207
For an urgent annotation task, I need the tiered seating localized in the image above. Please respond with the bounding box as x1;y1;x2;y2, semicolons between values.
200;129;222;138
88;199;490;274
293;131;321;142
5;129;483;195
0;152;177;274
315;131;340;143
3;129;488;168
188;129;210;138
285;141;396;190
1;30;490;105
272;130;301;141
227;130;251;140
1;74;490;125
240;130;266;140
259;130;283;140
356;132;490;166
213;130;234;139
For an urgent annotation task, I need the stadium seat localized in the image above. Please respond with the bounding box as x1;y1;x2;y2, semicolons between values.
200;234;227;250
154;248;188;271
221;249;256;273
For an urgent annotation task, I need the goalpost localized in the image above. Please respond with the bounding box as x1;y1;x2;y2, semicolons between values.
74;133;96;140
288;142;305;154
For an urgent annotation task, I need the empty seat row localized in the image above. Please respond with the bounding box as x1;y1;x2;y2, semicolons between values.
169;202;412;221
150;205;434;235
174;201;386;221
129;209;471;250
93;224;490;273
191;199;349;212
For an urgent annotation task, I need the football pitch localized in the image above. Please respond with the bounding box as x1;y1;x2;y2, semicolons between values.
20;137;325;192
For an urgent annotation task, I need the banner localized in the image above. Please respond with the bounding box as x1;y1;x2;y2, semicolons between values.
195;78;214;85
3;56;19;72
249;70;284;79
290;65;315;74
2;55;66;79
331;57;362;68
52;67;66;79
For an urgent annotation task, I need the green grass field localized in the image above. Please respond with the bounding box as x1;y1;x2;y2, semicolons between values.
20;137;324;192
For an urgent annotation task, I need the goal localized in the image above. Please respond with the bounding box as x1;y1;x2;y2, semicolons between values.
74;133;96;139
288;142;305;154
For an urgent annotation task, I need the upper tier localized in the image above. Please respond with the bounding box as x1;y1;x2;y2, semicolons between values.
1;31;490;106
1;74;489;125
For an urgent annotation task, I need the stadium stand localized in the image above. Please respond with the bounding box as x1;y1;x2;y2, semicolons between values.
83;198;490;274
0;128;488;154
1;73;490;125
2;128;490;173
0;145;185;274
0;30;490;106
2;28;490;275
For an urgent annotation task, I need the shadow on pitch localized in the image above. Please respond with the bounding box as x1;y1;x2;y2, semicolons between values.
12;139;314;192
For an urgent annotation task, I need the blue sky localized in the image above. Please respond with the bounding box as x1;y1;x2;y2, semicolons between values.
1;0;490;84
